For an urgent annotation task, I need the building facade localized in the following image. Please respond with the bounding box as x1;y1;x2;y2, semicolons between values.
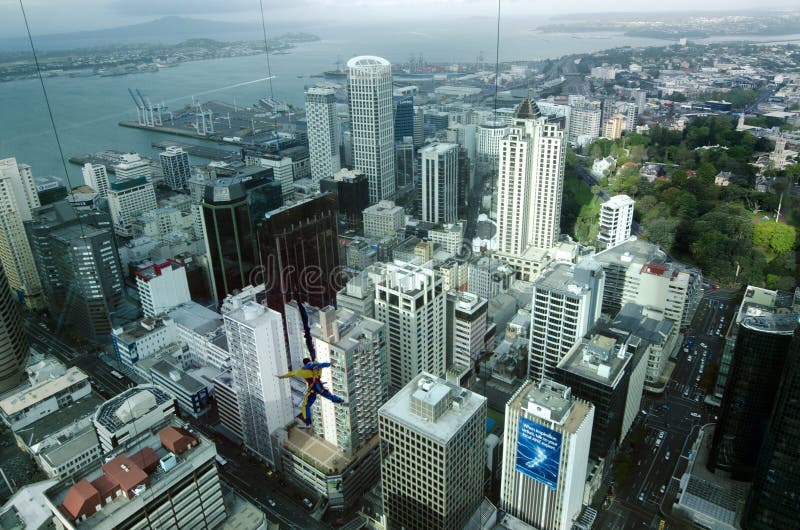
135;259;191;318
348;56;395;203
107;177;157;236
81;163;110;198
363;200;405;238
0;260;27;392
597;194;634;249
420;142;459;225
306;86;342;182
159;146;190;191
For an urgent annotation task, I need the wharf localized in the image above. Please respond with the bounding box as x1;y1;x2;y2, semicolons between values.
151;140;239;161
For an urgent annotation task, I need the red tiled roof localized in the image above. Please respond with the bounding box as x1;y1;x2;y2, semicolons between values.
91;474;117;501
62;479;100;520
159;426;197;455
130;447;160;474
102;455;148;496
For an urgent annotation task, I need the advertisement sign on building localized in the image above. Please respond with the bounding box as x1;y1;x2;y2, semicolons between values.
515;416;562;489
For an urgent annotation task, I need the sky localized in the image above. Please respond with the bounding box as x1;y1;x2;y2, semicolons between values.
1;0;798;37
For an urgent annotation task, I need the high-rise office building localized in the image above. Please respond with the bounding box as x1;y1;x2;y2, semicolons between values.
413;106;424;148
708;313;798;481
347;55;395;203
446;291;488;372
293;305;388;454
107;177;157;236
336;272;375;318
500;380;594;530
26;202;123;339
362;199;405;238
395;138;415;191
476;121;508;173
379;373;486;530
113;153;151;182
420;142;459;225
554;334;647;460
743;325;800;530
159;146;190;191
224;301;294;465
319;168;369;228
306;86;341;182
0;261;27;392
601;114;625;141
496;98;566;257
567;103;601;147
393;94;414;142
81;163;110;198
597;194;634;249
373;261;446;392
529;260;605;382
617;102;638;132
257;193;340;312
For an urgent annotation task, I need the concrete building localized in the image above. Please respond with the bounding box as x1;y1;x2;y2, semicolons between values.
420;143;459;224
166;301;229;370
554;334;647;461
500;380;594;530
363;200;405;238
597;194;634;249
0;157;43;308
111;317;177;368
446;291;488;372
92;385;177;454
223;301;294;465
81;163;110;198
476;121;509;173
428;222;465;256
107;177;157;236
212;371;242;441
495;98;566;260
319;168;369;228
568;103;601;147
135;259;191;318
467;257;515;300
113;153;152;182
379;373;487;530
594;239;703;329
336;272;375;318
306;86;341;182
149;360;213;418
348;56;395;203
373;261;446;392
44;423;227;530
0;480;60;530
601;114;625;141
159;146;190;191
0;366;91;431
529;260;605;382
0;260;27;392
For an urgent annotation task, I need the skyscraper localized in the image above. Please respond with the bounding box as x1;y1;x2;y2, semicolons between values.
81;163;110;198
567;103;601;147
0;157;44;308
420;142;459;225
347;55;395;203
379;373;486;530
223;301;294;465
107;177;157;236
0;260;27;392
743;324;800;529
495;98;566;257
159;146;190;191
257;193;340;312
393;93;414;142
319;168;369;228
306;86;341;182
26;202;123;339
708;313;798;480
500;380;594;530
529;260;605;382
446;291;488;373
373;261;446;392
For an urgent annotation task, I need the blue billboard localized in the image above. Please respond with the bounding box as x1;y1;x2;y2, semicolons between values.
515;417;562;490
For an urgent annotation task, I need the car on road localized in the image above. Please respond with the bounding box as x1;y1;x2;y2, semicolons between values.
658;431;665;439
655;438;661;447
303;498;313;509
683;390;689;397
665;451;670;460
690;412;701;418
638;492;645;502
267;499;276;507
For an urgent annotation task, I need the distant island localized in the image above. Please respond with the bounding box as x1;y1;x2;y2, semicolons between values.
0;31;320;83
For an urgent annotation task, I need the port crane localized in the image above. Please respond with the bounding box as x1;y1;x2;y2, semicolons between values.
128;88;165;127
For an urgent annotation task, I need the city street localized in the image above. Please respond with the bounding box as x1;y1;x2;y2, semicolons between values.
596;287;740;529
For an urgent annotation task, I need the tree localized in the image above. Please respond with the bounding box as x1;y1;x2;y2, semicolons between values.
754;222;797;255
643;217;679;250
696;162;718;183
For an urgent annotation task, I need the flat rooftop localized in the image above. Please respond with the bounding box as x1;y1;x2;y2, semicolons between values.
93;386;173;434
558;334;632;387
379;373;486;445
594;238;665;266
283;427;378;475
512;381;592;435
167;302;224;336
0;367;89;416
14;393;104;447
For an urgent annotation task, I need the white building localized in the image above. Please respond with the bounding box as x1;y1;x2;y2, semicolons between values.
500;380;594;530
0;366;91;431
92;385;177;454
496;98;566;258
0;157;43;308
81;163;110;198
446;291;488;372
306;86;341;182
530;260;605;382
348;55;395;203
598;194;634;249
111;318;177;368
568;103;601;147
379;373;487;530
420;142;459;224
107;177;157;236
428;222;465;255
373;261;446;392
362;200;405;237
337;272;376;318
477;121;509;170
224;301;294;465
300;305;387;454
167;301;229;370
134;259;191;318
159;146;190;191
467;257;515;300
590;65;616;80
113;153;152;182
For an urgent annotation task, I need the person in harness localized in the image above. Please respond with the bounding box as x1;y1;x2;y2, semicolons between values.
278;357;345;428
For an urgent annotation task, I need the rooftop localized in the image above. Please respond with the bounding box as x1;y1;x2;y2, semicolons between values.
109;177;149;192
14;393;104;449
347;55;391;69
283;427;378;475
557;334;633;387
512;380;593;434
0;367;89;416
604;303;674;347
379;373;486;445
151;361;207;394
93;386;173;434
40;426;99;470
594;238;666;266
167;301;224;337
